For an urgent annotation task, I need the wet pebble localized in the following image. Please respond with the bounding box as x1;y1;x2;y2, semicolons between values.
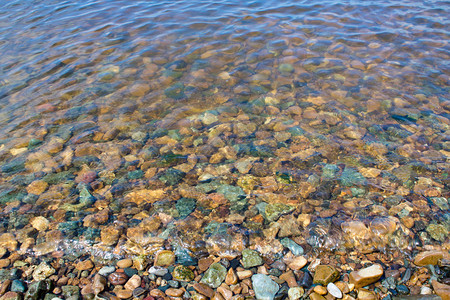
108;272;128;285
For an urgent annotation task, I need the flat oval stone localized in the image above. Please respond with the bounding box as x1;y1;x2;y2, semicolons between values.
108;272;128;285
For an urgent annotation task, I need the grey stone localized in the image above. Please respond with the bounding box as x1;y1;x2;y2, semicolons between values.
252;274;279;300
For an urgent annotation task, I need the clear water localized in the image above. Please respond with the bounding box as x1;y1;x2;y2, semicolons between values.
0;0;448;260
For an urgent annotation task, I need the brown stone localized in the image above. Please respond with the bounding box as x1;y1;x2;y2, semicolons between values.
288;256;308;270
76;259;94;271
0;259;10;268
217;285;232;300
313;265;340;285
314;285;328;295
431;280;450;300
165;288;184;297
0;280;11;296
150;289;165;297
108;272;128;285
198;257;214;272
129;83;150;97
349;264;383;289
225;268;238;285
26;180;48;195
414;251;448;266
0;234;17;252
193;282;215;298
92;274;107;295
101;226;121;246
124;274;141;291
0;292;20;300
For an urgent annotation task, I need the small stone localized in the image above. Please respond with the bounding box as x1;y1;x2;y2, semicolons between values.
237;270;253;280
280;238;304;256
148;266;168;276
279;64;294;73
165;288;184;297
129;83;150;97
108;272;128;285
309;293;326;300
414;251;448;266
61;285;80;298
133;287;146;298
154;250;175;267
26;180;48;195
280;271;298;288
193;282;215;298
426;224;448;241
117;289;133;299
198;257;214;272
300;271;313;288
124;274;141;291
117;259;133;269
288;287;304;300
92;274;106;295
98;266;115;276
252;274;279;300
0;247;6;259
225;268;238;285
314;285;327;295
356;288;377;300
172;265;194;281
0;291;21;300
313;265;340;285
327;282;343;298
31;216;50;231
10;280;26;293
242;249;263;268
0;233;17;252
349;264;383;289
33;262;56;281
431;280;450;300
200;263;227;288
217;286;232;300
76;259;94;271
288;256;307;270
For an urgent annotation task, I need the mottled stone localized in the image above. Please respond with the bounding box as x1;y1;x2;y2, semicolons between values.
76;259;94;271
327;282;342;298
92;274;106;295
0;234;17;252
426;224;448;241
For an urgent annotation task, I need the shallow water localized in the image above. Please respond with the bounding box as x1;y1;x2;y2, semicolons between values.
0;0;448;261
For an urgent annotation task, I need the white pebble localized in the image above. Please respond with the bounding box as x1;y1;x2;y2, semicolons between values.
148;266;168;276
327;282;342;298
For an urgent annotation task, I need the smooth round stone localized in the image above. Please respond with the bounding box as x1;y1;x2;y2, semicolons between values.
117;259;133;269
327;282;342;298
133;287;146;298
